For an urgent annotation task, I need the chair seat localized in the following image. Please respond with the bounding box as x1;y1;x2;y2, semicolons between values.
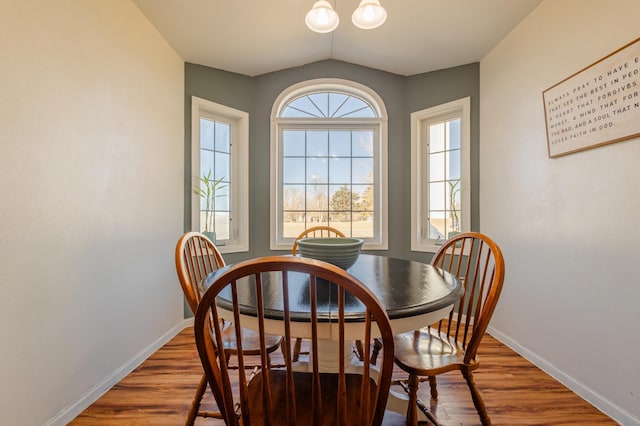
393;327;479;376
244;370;406;425
219;322;282;355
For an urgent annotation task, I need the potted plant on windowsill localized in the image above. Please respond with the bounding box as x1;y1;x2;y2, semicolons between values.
194;170;227;244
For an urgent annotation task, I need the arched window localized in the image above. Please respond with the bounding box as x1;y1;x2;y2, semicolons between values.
270;79;388;250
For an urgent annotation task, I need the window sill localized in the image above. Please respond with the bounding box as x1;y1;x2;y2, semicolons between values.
218;243;249;254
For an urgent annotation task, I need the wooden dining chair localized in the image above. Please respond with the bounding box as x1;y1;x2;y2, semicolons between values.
193;255;405;426
291;225;346;255
392;232;505;426
175;232;282;425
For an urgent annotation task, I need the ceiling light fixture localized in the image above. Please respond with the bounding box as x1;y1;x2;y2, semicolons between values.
352;0;387;29
306;0;387;33
305;0;340;34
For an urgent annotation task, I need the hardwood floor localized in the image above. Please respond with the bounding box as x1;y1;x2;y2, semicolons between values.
71;327;616;425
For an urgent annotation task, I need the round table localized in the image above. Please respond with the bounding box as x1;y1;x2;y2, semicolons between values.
202;254;463;420
203;253;463;339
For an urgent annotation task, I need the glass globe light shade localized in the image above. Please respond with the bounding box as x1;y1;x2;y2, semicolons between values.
352;0;387;29
306;0;339;33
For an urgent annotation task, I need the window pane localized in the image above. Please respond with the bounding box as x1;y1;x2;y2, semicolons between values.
306;211;328;225
306;185;328;210
283;158;305;184
282;106;315;118
308;93;329;117
329;131;351;157
447;180;461;233
429;152;445;182
329;185;352;211
200;118;214;150
329;212;351;230
429;211;446;240
283;130;306;156
307;131;328;156
352;158;373;184
429;122;445;152
306;158;328;183
214;212;230;240
352;211;373;238
285;96;322;118
335;96;372;118
283;212;306;238
429;182;445;210
352;184;373;211
352;131;373;156
447;150;461;180
214;185;229;210
342;108;375;118
329;158;351;184
447;119;461;150
329;93;349;117
215;152;230;181
200;153;214;177
215;122;230;152
199;117;232;237
283;185;305;210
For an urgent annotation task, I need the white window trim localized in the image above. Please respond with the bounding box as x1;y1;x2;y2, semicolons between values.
411;97;471;253
270;78;388;251
191;96;249;253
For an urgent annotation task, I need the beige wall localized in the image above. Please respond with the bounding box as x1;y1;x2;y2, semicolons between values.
480;0;640;423
0;1;184;424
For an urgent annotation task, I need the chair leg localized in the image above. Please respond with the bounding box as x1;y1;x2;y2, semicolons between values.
461;368;491;426
415;396;441;426
292;338;302;362
186;374;208;426
401;375;441;426
406;374;419;425
370;338;382;364
428;375;438;399
355;340;364;361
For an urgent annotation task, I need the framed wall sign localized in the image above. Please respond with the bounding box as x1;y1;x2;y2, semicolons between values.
543;37;640;158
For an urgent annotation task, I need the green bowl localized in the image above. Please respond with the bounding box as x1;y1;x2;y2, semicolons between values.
296;237;364;270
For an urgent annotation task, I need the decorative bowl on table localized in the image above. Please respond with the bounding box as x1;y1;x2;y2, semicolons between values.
296;237;364;270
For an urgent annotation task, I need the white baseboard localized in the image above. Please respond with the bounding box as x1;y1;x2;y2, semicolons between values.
487;325;638;426
46;318;194;426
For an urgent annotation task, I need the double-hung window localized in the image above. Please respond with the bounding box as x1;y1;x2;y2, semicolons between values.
270;79;388;250
411;97;471;252
191;96;249;253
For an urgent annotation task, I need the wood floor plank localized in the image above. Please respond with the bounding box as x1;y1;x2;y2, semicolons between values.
70;328;616;425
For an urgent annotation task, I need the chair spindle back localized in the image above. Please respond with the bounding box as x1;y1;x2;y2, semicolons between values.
431;232;505;363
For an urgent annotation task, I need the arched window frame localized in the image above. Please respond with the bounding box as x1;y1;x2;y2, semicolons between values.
270;78;388;250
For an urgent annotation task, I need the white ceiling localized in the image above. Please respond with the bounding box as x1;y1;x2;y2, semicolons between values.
133;0;542;77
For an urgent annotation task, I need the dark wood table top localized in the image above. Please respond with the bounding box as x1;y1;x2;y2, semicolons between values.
203;254;463;325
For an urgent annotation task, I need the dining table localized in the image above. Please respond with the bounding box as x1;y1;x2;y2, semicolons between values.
201;253;463;419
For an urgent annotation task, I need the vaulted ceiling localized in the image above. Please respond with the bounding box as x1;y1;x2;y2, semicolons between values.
133;0;542;77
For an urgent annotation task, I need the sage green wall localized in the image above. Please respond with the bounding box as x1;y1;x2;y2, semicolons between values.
185;60;479;266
